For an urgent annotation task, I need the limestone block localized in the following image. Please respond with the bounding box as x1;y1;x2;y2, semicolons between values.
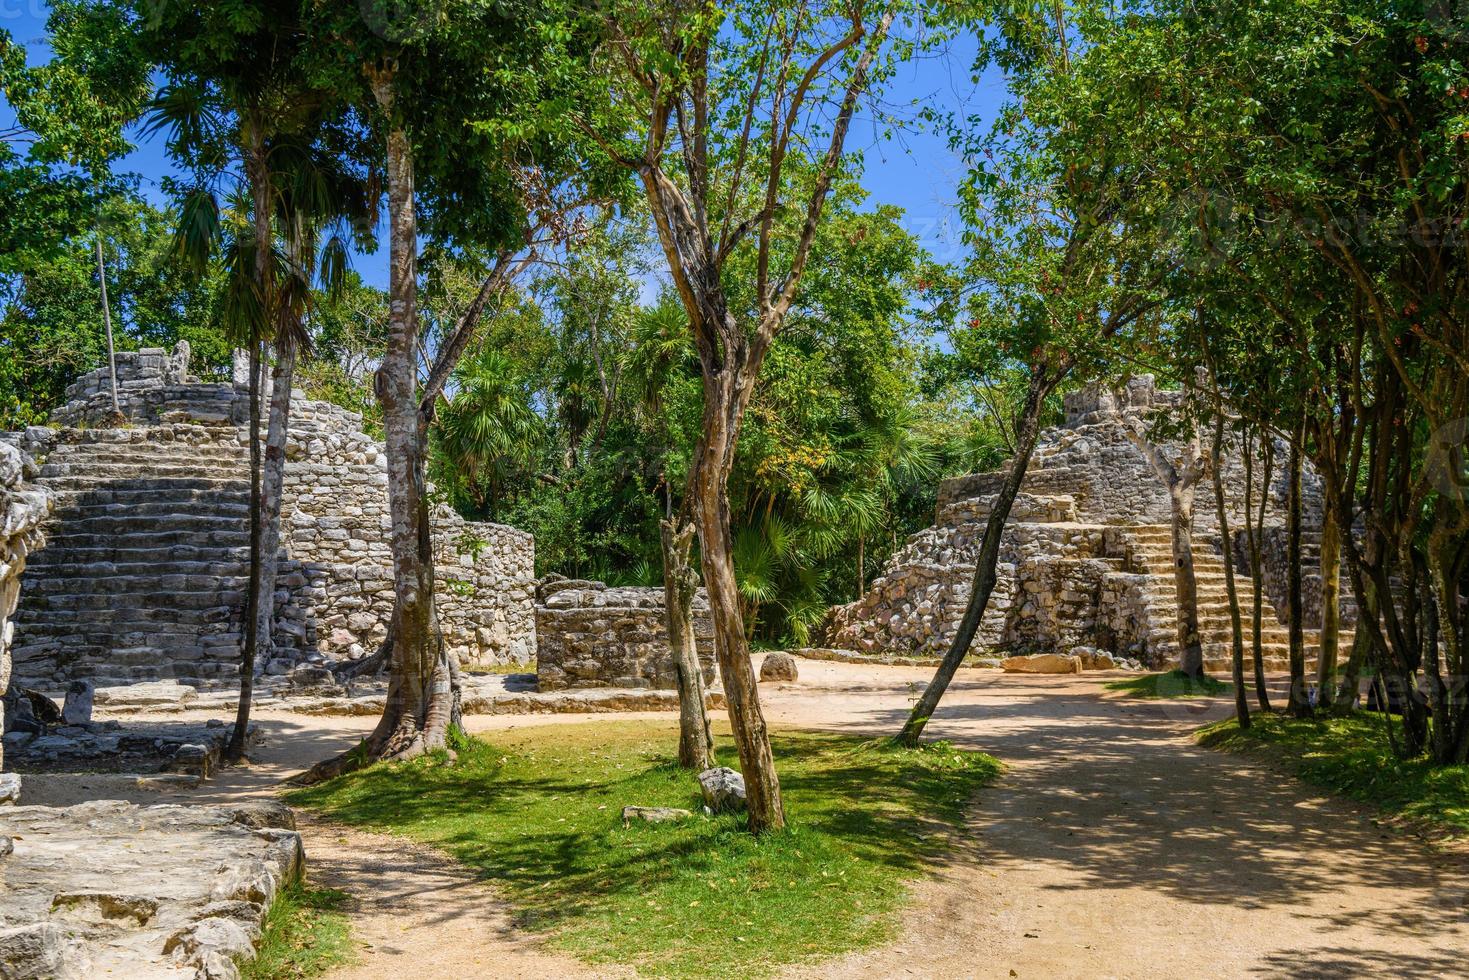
1000;654;1083;674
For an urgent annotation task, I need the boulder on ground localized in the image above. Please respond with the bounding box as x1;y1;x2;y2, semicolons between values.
698;766;747;813
1000;653;1083;674
0;772;20;805
61;681;93;726
0;922;69;979
1071;647;1117;671
760;652;799;682
621;805;692;825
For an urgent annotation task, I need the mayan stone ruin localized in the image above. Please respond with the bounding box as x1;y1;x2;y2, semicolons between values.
1;441;52;772
535;577;717;690
0;344;537;695
822;376;1352;671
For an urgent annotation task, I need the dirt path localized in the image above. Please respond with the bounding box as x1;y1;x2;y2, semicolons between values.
28;662;1466;978
761;662;1469;979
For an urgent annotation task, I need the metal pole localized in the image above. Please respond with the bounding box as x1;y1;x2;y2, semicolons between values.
95;229;120;416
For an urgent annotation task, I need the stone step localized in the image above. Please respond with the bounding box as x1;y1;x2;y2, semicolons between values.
21;544;251;565
49;484;249;504
43;512;246;537
37;528;251;550
39;466;248;485
42;451;247;471
18;558;249;579
17;589;245;610
45;437;245;454
50;499;251;522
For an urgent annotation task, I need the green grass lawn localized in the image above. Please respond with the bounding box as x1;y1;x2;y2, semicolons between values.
1105;669;1233;699
240;883;354;980
1198;712;1469;836
286;721;1000;978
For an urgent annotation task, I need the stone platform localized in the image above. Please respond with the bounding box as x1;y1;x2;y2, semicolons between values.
0;798;302;979
2;717;256;778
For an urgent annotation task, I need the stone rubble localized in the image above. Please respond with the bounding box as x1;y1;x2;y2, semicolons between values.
621;805;692;825
0;798;302;979
758;651;799;682
3;711;257;778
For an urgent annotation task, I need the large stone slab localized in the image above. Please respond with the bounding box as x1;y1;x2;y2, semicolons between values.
0;799;302;978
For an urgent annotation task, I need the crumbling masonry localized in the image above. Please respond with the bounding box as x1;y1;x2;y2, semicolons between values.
822;376;1352;670
1;344;536;691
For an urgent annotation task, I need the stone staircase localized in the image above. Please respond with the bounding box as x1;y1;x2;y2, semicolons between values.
7;426;291;689
1121;524;1351;674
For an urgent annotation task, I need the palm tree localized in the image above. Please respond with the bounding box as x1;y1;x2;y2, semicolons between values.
431;346;544;515
145;79;364;761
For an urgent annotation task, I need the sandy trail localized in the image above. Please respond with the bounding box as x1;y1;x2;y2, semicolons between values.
22;660;1467;979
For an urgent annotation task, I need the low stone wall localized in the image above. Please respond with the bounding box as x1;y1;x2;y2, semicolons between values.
1;442;51;769
535;579;716;690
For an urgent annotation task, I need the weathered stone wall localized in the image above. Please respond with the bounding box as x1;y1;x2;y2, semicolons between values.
1;442;51;769
4;344;536;689
535;579;717;690
824;375;1346;669
51;342;246;428
278;395;537;670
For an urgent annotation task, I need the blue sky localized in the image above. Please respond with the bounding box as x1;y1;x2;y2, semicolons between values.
2;3;1005;289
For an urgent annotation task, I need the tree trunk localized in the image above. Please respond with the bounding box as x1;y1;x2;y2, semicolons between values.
1336;619;1369;710
690;374;785;831
896;367;1056;747
252;341;297;677
1168;484;1205;680
1315;503;1342;709
227;143;274;765
1248;434;1274;711
1129;421;1207;680
1286;432;1311;717
662;517;714;770
293;77;456;785
1212;413;1250;728
1425;520;1469;764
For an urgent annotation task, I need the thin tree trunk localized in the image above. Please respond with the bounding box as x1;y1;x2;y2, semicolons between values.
896;367;1056;747
253;341;297;676
95;230;120;418
1286;430;1311;717
662;517;714;770
1426;521;1469;763
1129;421;1207;680
1315;503;1342;708
1169;484;1205;680
227;142;274;764
1211;410;1250;727
1336;619;1369;710
691;378;785;832
228;340;264;762
1248;433;1274;711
